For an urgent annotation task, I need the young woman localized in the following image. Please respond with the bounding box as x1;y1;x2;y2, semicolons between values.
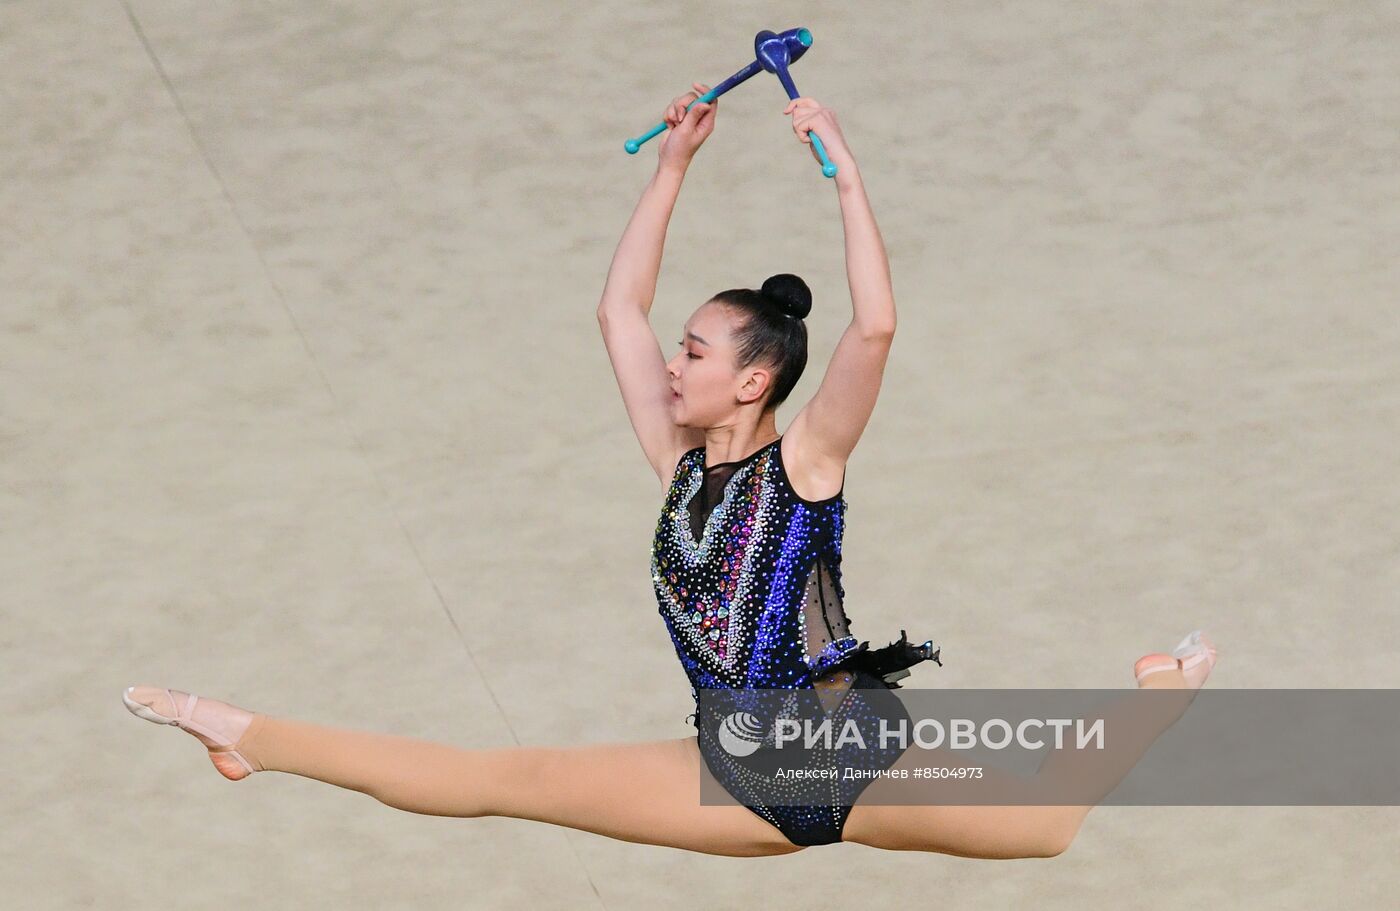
124;84;1218;860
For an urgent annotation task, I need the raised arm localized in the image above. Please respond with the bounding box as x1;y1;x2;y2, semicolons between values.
782;99;897;469
596;85;717;484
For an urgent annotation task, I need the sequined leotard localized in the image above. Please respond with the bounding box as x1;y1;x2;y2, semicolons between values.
651;435;939;846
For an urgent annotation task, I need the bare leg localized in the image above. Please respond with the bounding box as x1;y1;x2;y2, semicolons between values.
842;636;1218;858
124;688;803;858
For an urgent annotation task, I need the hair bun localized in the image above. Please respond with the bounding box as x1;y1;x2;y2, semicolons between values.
759;273;812;320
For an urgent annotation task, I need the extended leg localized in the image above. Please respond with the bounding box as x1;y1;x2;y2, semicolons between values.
232;713;804;857
843;660;1206;858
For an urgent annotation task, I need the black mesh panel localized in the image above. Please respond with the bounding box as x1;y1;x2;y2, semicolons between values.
803;555;856;709
688;464;740;542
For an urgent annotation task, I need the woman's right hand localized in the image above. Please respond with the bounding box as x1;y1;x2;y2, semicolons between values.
658;82;718;170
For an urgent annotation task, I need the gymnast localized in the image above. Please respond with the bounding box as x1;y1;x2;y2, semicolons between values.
124;83;1218;858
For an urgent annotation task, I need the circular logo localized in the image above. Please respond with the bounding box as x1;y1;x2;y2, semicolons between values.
717;710;768;757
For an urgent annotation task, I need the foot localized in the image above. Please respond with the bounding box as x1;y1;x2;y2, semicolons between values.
123;686;260;780
1134;630;1218;690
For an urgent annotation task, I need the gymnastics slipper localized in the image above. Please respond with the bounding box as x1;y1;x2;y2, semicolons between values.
123;686;258;778
1134;629;1217;687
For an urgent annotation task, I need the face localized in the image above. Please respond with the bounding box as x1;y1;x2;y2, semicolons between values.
666;302;773;428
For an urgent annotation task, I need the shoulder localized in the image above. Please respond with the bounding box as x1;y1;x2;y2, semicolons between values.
777;424;846;505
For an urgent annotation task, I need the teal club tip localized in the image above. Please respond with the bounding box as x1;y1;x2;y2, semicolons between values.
798;28;812;47
624;138;640;154
822;163;838;178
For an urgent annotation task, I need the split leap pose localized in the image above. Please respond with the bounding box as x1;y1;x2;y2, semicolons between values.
124;84;1218;859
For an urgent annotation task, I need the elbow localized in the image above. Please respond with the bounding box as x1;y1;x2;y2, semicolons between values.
858;321;896;343
597;302;637;328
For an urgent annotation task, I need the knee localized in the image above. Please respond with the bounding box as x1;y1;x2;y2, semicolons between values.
1028;819;1078;858
477;746;555;818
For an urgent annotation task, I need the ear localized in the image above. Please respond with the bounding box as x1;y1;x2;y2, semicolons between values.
738;366;773;405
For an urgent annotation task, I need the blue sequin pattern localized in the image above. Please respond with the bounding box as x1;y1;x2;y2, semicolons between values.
650;437;918;846
646;433;935;850
651;437;847;706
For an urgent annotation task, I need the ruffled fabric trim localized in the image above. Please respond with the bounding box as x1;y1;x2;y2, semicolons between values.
686;630;945;725
807;629;943;688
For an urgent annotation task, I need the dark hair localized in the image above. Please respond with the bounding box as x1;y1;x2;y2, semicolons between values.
711;273;811;413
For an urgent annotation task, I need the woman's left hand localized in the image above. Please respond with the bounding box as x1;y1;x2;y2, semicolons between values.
658;82;719;170
783;98;856;176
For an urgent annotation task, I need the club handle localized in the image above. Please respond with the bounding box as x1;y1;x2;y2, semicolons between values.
807;130;838;178
624;89;721;154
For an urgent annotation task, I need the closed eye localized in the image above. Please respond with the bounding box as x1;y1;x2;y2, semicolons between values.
676;340;699;359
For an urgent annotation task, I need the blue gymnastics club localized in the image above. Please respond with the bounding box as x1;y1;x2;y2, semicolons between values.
623;27;839;179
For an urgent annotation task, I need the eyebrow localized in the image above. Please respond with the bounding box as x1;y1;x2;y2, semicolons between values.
684;330;710;347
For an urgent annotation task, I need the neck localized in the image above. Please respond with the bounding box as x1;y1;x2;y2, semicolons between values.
703;420;780;467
